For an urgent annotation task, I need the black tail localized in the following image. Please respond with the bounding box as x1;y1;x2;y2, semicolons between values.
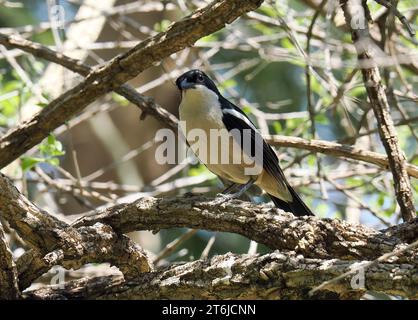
269;185;314;217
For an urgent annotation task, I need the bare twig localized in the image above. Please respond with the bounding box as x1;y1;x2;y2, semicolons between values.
265;135;418;179
201;235;217;259
340;0;416;222
1;32;417;181
373;0;415;37
153;229;198;264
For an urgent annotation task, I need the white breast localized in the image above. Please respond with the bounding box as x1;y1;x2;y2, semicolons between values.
179;85;223;132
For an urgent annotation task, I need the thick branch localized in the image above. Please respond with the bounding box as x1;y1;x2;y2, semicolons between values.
0;0;263;169
0;173;153;289
25;251;418;299
384;219;418;244
1;173;417;297
0;222;20;299
340;0;416;222
16;249;64;290
72;195;418;263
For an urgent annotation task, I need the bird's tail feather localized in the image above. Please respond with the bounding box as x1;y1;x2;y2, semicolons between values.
269;185;314;216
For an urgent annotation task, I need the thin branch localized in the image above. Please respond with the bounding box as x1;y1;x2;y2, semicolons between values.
340;0;416;222
0;32;178;130
153;229;198;264
373;0;415;37
325;175;392;227
0;0;264;169
265;135;418;179
305;0;328;199
201;235;217;260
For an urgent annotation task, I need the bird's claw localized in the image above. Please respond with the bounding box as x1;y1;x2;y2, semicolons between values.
213;193;233;205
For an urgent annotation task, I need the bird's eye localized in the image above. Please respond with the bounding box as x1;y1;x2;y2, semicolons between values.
196;74;204;82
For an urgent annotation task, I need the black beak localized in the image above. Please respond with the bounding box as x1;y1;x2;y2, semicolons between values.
176;77;195;90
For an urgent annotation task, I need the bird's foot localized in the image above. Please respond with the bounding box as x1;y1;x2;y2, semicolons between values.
213;179;256;205
213;193;235;205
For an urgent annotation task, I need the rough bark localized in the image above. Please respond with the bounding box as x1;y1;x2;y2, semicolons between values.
72;195;418;263
340;0;416;222
0;173;153;289
25;251;418;300
16;249;64;290
1;170;417;298
0;222;20;299
0;0;264;169
384;219;418;244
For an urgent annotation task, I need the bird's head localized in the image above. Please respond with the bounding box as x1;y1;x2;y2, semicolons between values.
176;69;220;95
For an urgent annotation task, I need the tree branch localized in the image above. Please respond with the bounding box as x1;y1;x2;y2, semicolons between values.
72;195;418;263
1;172;417;297
0;32;178;130
24;251;418;300
0;0;264;169
0;221;20;299
0;173;153;289
266;135;418;179
16;249;64;290
340;0;416;222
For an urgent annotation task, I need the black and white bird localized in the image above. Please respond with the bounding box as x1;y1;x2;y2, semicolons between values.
176;69;314;217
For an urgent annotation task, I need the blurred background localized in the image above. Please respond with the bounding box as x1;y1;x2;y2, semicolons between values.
0;0;417;290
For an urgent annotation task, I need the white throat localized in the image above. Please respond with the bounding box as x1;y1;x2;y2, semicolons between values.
179;85;221;121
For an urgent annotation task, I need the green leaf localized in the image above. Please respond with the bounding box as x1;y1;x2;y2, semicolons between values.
315;113;329;125
36;102;49;108
47;157;60;166
40;134;65;157
221;79;237;89
21;156;44;172
198;34;218;43
112;92;129;106
253;22;274;36
306;154;316;167
242;105;252;115
377;193;385;207
281;38;293;50
153;19;171;32
272;121;282;134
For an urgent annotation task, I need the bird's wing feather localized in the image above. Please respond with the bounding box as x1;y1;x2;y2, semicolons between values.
219;97;289;189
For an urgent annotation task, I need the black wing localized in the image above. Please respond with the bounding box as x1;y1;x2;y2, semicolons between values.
219;96;314;216
219;96;288;188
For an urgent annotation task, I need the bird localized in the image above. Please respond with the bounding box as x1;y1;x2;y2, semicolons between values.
176;69;314;217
